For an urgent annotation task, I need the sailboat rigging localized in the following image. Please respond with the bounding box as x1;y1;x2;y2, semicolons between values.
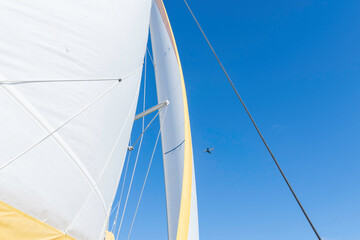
182;1;322;239
0;0;323;239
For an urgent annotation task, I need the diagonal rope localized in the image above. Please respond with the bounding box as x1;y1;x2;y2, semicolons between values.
111;55;149;234
109;54;148;230
0;64;143;171
115;120;145;240
0;81;120;170
111;148;132;233
125;53;152;240
126;106;168;240
127;128;161;240
131;110;161;149
143;50;147;130
183;1;322;239
114;52;148;240
147;47;155;67
109;52;148;223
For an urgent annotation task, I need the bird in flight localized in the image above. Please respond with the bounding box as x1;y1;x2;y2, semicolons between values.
203;147;214;154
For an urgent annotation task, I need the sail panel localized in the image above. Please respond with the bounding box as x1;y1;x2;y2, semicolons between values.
150;1;199;239
0;0;148;80
0;200;75;240
0;0;152;239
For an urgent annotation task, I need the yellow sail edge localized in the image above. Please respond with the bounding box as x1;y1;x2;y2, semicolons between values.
105;231;115;240
176;79;194;240
0;200;76;240
154;1;193;239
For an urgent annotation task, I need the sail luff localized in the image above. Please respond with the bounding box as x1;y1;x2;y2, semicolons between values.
150;1;199;239
154;1;193;238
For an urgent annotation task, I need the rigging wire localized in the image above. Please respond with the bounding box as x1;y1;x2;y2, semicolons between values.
0;78;120;85
0;63;143;171
111;52;147;230
0;62;144;85
127;127;161;240
130;109;161;149
143;50;147;132
115;52;149;240
147;47;155;67
115;112;145;240
126;105;168;240
0;81;121;171
110;147;132;233
183;1;322;239
110;55;149;222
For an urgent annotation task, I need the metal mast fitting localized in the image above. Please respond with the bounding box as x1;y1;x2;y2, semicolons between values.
134;100;169;121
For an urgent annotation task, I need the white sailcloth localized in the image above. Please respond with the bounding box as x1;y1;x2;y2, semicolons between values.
150;1;199;239
0;0;151;239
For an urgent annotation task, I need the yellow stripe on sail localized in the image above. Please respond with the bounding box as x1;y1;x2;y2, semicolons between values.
155;1;193;239
0;200;76;240
105;231;115;240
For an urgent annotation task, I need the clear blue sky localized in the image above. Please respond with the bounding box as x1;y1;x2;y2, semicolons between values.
110;1;360;239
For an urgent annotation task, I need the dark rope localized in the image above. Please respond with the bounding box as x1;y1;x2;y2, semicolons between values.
183;0;321;239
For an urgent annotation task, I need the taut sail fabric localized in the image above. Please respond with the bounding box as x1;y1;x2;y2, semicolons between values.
0;0;152;239
150;1;199;239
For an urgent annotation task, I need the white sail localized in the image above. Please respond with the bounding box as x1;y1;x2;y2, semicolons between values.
0;0;151;239
150;1;199;239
